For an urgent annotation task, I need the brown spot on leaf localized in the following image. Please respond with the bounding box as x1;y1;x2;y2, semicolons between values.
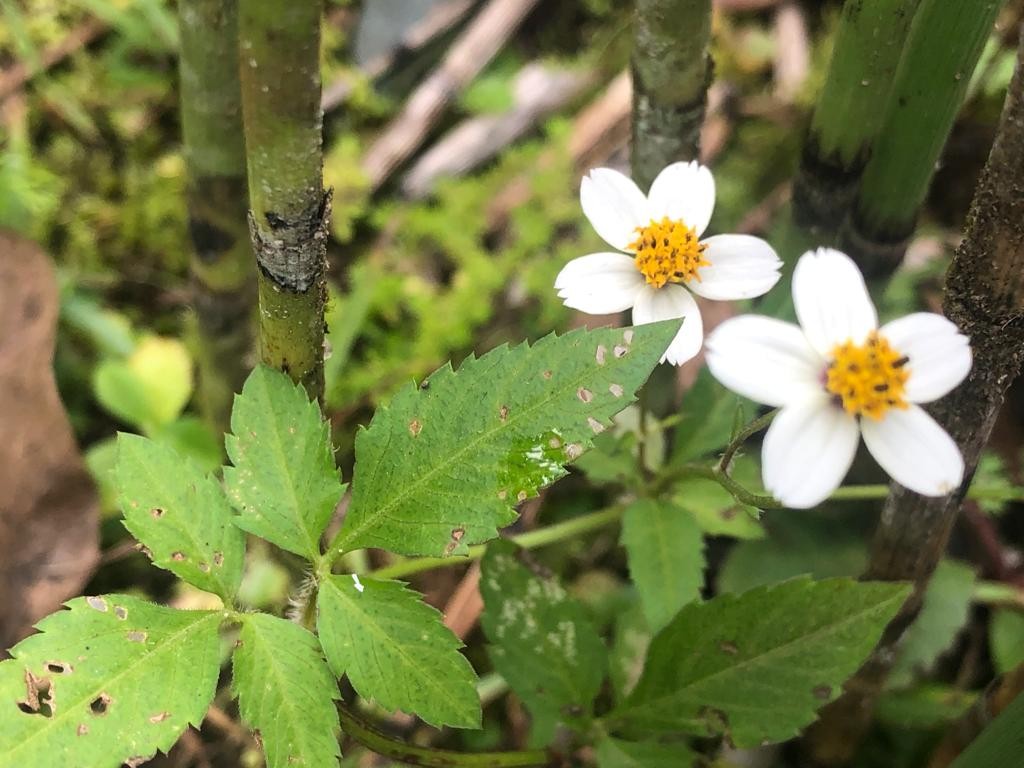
813;685;832;700
213;551;224;567
587;417;605;434
126;631;147;643
408;419;422;437
565;443;583;460
150;508;164;518
17;669;54;717
499;405;509;421
577;387;593;403
623;329;634;344
86;596;107;612
444;527;466;556
719;640;739;655
148;711;171;724
613;345;628;358
609;383;624;398
89;693;111;715
197;561;210;573
516;490;528;502
548;436;561;449
45;662;71;675
497;490;508;500
113;606;127;620
123;755;153;768
595;345;607;365
77;723;88;736
720;506;738;521
542;370;552;380
171;552;186;562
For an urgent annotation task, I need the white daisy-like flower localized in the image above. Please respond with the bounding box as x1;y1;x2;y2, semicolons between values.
555;162;782;365
705;248;972;509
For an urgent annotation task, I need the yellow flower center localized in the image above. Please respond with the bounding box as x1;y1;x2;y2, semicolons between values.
825;332;910;420
628;217;710;289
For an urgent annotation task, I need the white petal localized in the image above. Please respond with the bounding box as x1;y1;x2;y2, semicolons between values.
879;313;972;403
554;252;644;314
688;234;782;300
762;397;860;509
646;161;716;236
580;168;649;251
632;284;702;365
861;404;964;497
793;248;878;356
705;315;825;407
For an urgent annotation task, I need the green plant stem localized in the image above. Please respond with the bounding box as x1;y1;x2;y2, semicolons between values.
238;0;328;399
178;0;255;430
841;0;1001;277
717;408;778;473
631;0;712;188
336;701;552;767
793;0;922;235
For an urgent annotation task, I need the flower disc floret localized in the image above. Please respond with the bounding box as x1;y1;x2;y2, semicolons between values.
825;332;909;420
628;217;709;289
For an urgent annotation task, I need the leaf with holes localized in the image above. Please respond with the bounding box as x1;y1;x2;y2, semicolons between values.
334;321;679;557
224;366;345;561
316;574;479;729
621;499;705;634
232;614;341;768
480;540;607;734
0;595;220;768
116;434;245;600
612;577;910;747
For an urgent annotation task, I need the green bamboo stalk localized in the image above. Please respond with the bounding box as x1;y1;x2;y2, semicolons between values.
793;0;922;236
631;0;713;188
841;0;1001;276
179;0;255;429
804;31;1024;765
238;0;329;399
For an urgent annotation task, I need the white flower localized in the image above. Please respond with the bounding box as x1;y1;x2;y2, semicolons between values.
705;248;972;509
555;162;782;365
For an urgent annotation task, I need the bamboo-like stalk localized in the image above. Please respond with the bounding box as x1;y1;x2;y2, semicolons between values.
631;0;713;188
840;0;1002;276
179;0;255;429
792;0;922;236
238;0;328;399
803;33;1024;765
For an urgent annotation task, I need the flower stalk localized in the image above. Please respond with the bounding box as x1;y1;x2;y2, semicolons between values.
840;0;1002;277
178;0;255;429
804;32;1024;765
631;0;713;189
238;0;329;399
793;0;922;236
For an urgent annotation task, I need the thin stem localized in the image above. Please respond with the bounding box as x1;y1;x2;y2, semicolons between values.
717;408;778;473
337;701;551;767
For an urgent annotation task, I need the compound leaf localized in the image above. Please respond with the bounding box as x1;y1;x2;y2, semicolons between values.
224;366;345;561
317;574;479;729
116;434;244;600
232;613;341;768
0;595;220;768
614;577;909;747
621;499;705;633
480;540;607;733
336;321;678;557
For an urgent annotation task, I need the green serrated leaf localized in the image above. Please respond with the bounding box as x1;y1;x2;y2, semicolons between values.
949;685;1024;768
989;608;1024;674
0;596;220;767
317;575;480;729
621;499;704;633
672;462;764;541
224;366;345;561
336;322;678;557
609;601;651;703
889;560;976;688
595;736;697;768
232;614;341;768
614;577;910;747
116;434;245;600
480;540;607;731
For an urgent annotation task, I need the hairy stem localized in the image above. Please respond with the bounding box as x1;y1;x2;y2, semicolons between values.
631;0;712;188
840;0;1002;277
804;32;1024;766
793;0;922;236
178;0;255;430
239;0;328;398
337;702;552;767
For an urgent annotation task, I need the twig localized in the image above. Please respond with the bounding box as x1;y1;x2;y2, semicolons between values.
321;0;476;112
0;17;107;102
361;0;542;191
401;62;594;199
